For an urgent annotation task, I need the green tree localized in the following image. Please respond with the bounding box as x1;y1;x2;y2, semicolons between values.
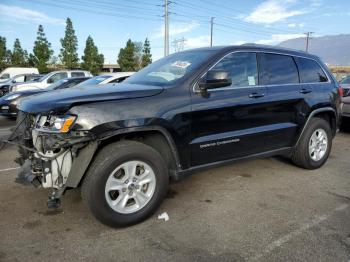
59;18;79;69
81;36;104;75
32;25;53;73
117;39;136;71
0;37;8;70
5;50;12;65
11;38;27;66
141;38;152;68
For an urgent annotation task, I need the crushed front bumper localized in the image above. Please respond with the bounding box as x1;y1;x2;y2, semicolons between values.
14;112;98;198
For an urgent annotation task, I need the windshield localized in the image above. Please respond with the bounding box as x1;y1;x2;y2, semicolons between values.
37;73;51;82
0;73;10;80
341;76;350;84
125;50;215;86
75;75;110;87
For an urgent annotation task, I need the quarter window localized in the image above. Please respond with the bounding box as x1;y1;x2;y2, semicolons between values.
259;53;299;85
296;57;328;83
211;52;258;87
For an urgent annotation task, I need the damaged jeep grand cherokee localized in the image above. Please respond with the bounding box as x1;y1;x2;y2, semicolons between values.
12;45;342;227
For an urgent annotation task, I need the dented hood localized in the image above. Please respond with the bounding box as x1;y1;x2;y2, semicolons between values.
17;83;164;114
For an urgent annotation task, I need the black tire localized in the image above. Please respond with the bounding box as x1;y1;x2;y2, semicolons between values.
291;117;332;169
81;140;169;227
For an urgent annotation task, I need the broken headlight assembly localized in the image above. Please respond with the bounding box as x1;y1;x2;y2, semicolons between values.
36;115;77;133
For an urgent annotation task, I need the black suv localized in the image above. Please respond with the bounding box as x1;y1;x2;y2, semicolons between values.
13;45;342;227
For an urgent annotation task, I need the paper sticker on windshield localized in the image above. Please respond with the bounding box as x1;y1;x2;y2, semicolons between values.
171;61;191;69
248;76;256;86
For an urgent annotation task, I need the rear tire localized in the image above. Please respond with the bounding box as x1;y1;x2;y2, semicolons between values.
291;117;332;169
81;140;169;227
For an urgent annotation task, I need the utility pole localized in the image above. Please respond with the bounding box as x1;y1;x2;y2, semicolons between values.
164;0;169;56
210;17;215;47
305;32;314;53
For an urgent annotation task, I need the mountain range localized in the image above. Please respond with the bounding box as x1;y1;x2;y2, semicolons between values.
278;34;350;66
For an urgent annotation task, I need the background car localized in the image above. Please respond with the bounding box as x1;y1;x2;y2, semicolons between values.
0;67;39;81
340;75;350;97
0;77;90;117
10;70;92;92
0;74;43;97
76;72;134;87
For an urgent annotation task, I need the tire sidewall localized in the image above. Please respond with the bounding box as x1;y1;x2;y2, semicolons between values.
87;144;168;227
302;118;332;168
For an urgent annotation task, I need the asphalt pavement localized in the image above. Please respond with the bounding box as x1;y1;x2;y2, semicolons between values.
0;118;349;262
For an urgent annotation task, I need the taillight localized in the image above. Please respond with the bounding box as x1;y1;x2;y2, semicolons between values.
338;86;344;97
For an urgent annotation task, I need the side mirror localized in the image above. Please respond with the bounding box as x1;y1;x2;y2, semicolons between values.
47;78;54;84
198;70;232;92
12;80;16;83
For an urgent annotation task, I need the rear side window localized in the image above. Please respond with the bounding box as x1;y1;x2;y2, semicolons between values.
259;53;299;85
71;72;85;77
212;52;258;87
296;57;328;83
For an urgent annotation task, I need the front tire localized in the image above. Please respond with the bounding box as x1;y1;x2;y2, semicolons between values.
291;117;332;169
82;140;169;227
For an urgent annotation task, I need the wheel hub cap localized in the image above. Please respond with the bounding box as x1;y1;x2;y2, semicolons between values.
104;160;156;214
309;128;328;161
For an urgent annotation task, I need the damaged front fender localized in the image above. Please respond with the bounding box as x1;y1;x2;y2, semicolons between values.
65;141;98;188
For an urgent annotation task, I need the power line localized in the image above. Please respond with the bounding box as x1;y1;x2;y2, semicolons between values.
18;0;163;22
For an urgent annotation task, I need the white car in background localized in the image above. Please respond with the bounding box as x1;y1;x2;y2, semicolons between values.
10;70;92;92
0;67;39;82
75;72;134;87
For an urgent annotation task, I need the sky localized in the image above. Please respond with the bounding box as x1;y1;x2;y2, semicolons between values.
0;0;349;63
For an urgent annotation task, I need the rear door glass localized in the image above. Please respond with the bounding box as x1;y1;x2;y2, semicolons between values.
259;53;299;85
295;57;328;83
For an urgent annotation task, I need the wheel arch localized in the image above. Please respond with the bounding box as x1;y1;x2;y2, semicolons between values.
295;107;337;147
67;126;182;189
98;126;182;172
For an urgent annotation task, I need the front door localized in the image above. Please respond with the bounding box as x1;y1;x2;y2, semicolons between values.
190;52;271;166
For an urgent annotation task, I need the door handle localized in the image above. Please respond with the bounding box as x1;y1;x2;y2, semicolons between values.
299;88;312;94
249;93;265;98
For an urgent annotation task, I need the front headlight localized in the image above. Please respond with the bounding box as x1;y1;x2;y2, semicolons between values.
36;115;77;133
4;93;20;101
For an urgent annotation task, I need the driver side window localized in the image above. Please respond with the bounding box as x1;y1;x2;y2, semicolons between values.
14;75;25;83
212;52;258;87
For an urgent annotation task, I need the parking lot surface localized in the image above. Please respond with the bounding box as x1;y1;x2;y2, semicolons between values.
0;119;349;261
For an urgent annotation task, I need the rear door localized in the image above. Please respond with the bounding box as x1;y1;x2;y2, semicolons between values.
190;52;270;166
259;53;312;150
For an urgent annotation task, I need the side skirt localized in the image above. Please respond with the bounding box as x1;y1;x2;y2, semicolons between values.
173;147;292;181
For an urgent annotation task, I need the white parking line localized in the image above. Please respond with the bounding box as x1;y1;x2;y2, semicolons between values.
250;204;349;261
0;167;20;172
